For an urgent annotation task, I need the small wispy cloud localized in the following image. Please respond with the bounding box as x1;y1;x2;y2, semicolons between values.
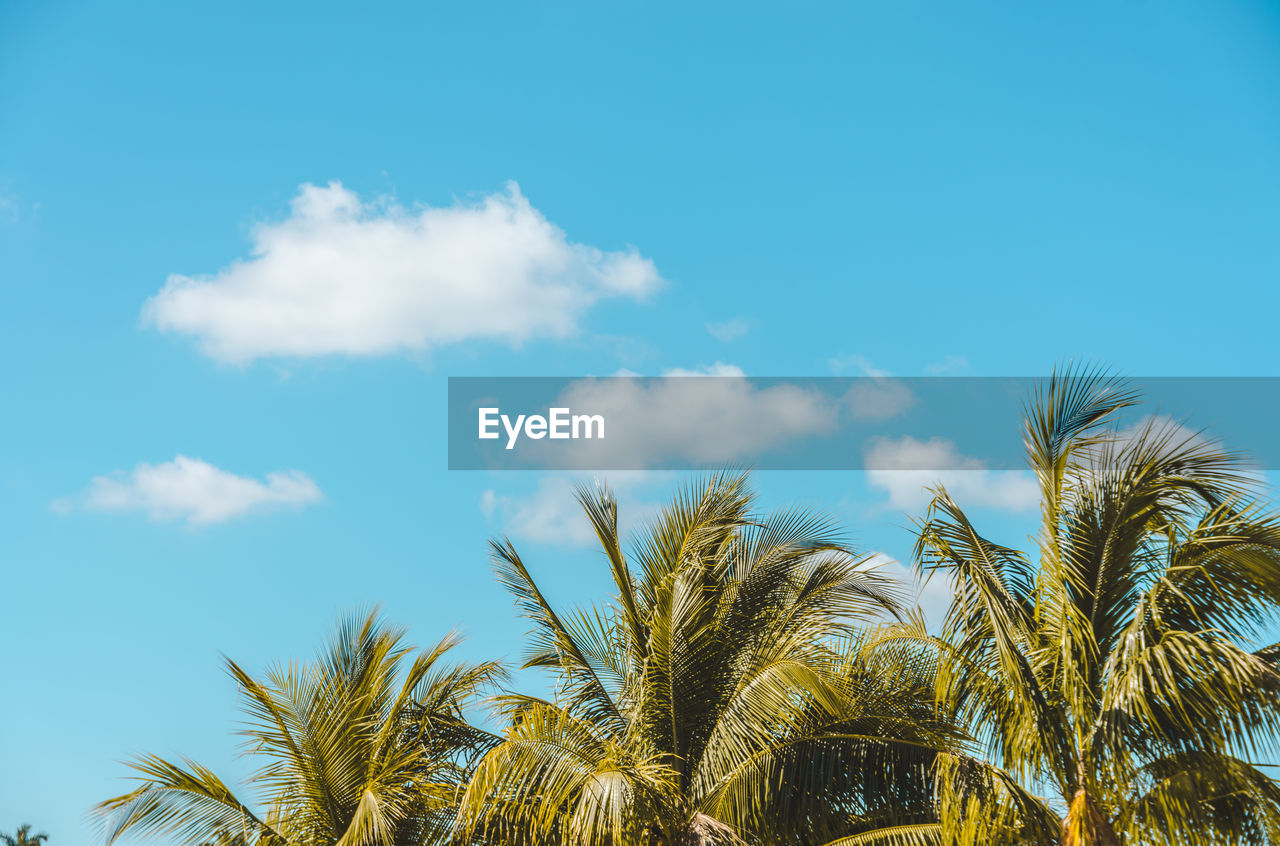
481;471;671;548
924;355;971;376
546;363;839;467
56;455;323;525
843;379;916;422
828;353;891;378
0;183;21;225
864;435;1039;512
826;356;917;422
865;552;955;624
661;361;746;378
706;317;751;342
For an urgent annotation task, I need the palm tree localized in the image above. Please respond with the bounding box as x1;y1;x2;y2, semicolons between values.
2;825;49;846
901;370;1280;845
457;471;957;845
94;611;503;846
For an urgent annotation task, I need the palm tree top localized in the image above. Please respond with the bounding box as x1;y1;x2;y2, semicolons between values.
93;609;503;846
1;825;49;846
461;470;950;845
906;366;1280;845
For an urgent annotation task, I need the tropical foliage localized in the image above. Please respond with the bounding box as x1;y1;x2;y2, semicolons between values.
896;370;1280;845
94;371;1280;846
456;472;956;845
2;826;49;846
93;612;502;846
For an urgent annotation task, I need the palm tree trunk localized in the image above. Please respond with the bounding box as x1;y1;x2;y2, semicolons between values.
1061;788;1120;846
671;813;745;845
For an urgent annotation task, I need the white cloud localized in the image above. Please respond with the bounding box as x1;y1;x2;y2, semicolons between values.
843;378;916;422
545;364;839;467
143;181;664;363
706;317;751;342
825;356;917;422
1102;414;1218;461
481;483;961;623
661;362;746;378
0;180;21;224
481;472;670;547
865;552;955;625
923;354;971;376
828;354;890;378
865;436;1039;512
1073;414;1261;483
63;455;323;525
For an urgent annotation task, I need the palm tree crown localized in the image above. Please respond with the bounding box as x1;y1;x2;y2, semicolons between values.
94;611;502;846
2;825;49;846
458;471;956;845
907;370;1280;845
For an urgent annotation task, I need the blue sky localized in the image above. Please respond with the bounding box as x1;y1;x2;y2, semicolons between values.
4;1;1280;843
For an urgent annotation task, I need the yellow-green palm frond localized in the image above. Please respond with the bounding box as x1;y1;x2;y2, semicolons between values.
1118;751;1280;845
473;471;951;845
820;823;942;846
95;610;500;846
456;701;675;846
918;366;1280;845
93;755;288;846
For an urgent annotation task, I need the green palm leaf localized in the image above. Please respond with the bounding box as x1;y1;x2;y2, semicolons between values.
94;610;502;846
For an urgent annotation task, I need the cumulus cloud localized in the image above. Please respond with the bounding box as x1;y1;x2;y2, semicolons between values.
706;317;751;342
546;364;839;467
843;378;916;422
865;436;1039;512
820;356;918;423
481;472;670;547
824;356;917;422
61;455;323;525
143;181;664;363
1099;414;1222;461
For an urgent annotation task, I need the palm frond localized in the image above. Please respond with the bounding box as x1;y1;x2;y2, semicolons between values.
97;611;496;846
820;823;941;846
93;755;285;846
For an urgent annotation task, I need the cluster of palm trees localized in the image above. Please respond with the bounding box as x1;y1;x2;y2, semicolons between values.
95;372;1280;845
